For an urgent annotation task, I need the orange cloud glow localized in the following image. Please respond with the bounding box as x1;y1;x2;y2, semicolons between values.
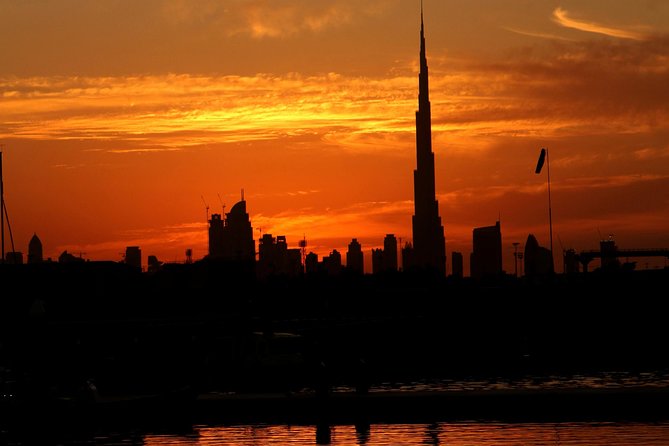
552;7;649;40
1;2;668;276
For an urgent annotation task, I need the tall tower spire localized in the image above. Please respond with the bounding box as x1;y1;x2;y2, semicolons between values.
411;3;446;276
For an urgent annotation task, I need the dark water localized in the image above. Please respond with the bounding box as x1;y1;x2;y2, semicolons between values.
147;423;669;446
4;373;669;445
7;421;668;446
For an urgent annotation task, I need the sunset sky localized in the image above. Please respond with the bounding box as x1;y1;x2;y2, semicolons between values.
1;0;668;274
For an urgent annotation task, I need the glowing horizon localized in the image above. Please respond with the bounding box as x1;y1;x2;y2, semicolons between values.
1;0;668;274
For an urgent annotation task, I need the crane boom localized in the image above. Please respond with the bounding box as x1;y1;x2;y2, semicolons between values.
200;195;210;222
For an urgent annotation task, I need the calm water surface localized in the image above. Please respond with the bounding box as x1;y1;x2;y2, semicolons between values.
7;422;667;446
141;423;669;446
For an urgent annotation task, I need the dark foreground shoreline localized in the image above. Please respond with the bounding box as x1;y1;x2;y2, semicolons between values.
194;385;669;424
4;385;669;429
2;266;669;434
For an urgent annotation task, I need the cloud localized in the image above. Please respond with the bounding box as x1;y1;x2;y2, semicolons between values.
503;27;575;42
634;146;669;160
234;0;387;39
552;7;649;41
106;148;184;154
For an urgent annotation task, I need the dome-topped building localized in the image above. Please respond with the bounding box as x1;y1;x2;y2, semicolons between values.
223;198;255;261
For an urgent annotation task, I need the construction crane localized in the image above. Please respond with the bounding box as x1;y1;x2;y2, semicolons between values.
217;193;226;215
201;195;210;222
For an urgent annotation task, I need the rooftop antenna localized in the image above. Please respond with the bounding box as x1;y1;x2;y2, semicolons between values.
241;188;245;201
200;195;210;222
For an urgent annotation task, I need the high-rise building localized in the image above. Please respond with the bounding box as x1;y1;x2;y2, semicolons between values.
470;221;502;279
28;233;43;264
383;234;398;272
207;197;255;262
524;234;553;277
208;213;225;257
323;249;342;276
401;241;414;272
258;234;302;277
125;246;141;270
346;238;364;274
411;7;446;276
371;248;384;275
305;252;319;275
222;199;255;261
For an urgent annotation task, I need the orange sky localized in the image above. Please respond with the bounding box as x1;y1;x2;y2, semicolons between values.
1;0;668;274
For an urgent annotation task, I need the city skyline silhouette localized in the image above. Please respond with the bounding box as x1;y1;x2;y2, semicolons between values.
0;1;668;275
2;4;669;441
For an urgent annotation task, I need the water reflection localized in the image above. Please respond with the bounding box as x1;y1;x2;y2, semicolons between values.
136;422;669;446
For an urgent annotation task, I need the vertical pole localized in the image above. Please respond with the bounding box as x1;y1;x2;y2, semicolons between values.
1;150;4;263
546;148;554;270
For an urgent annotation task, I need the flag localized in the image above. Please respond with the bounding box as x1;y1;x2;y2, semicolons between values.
535;148;546;174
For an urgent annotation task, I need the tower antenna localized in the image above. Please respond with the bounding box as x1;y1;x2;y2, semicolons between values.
298;234;307;273
241;188;244;201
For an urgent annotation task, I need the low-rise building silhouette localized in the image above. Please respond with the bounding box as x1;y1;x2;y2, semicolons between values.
5;251;23;264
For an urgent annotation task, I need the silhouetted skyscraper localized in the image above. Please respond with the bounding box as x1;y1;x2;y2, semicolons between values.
470;221;502;279
524;234;553;277
383;234;398;272
28;233;43;264
305;252;319;274
224;199;255;261
125;246;141;270
411;7;446;276
323;249;342;276
208;213;224;257
346;238;364;274
401;241;414;271
258;234;302;278
371;248;384;275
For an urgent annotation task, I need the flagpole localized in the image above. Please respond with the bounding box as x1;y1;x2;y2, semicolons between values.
546;147;553;266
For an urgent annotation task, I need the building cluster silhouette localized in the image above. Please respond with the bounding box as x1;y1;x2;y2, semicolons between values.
1;9;666;282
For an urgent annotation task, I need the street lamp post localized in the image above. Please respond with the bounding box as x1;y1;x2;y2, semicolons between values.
535;147;554;271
